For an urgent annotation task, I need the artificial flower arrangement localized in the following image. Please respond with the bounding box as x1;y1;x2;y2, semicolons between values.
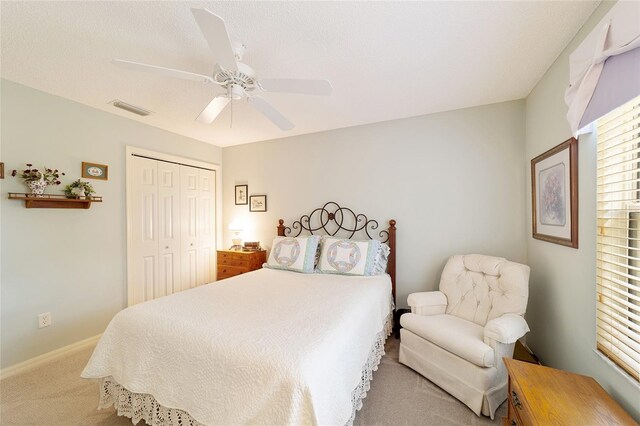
64;179;95;199
11;163;64;184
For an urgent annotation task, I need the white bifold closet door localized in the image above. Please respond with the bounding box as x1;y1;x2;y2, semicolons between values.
179;166;216;290
130;156;215;305
158;161;181;297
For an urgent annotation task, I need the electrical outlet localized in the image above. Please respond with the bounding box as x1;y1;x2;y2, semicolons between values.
38;312;52;329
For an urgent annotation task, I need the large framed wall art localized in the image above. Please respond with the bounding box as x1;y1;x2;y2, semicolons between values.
531;137;578;248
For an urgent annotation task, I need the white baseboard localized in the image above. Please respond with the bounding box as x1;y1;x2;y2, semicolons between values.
0;334;102;380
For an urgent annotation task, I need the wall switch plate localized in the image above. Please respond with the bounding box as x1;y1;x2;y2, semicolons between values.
38;312;52;328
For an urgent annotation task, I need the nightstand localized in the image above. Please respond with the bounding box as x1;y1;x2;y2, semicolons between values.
217;250;266;280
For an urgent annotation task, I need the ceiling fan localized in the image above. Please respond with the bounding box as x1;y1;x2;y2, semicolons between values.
112;8;332;131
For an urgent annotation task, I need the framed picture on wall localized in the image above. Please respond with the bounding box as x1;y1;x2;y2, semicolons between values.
82;162;108;180
249;195;267;212
531;137;578;248
0;162;4;179
235;185;248;205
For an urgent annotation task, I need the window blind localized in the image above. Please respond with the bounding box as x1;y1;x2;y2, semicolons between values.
596;94;640;382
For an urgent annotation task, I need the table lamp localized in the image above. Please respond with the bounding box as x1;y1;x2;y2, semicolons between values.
229;221;243;251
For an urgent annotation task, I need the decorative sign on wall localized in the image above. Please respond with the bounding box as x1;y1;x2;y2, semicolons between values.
250;195;267;212
531;137;578;248
82;162;108;180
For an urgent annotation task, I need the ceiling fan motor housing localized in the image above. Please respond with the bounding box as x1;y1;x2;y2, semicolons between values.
213;62;256;94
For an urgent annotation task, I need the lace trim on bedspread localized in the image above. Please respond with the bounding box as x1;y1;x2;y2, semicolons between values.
344;309;393;426
98;306;395;426
98;379;205;426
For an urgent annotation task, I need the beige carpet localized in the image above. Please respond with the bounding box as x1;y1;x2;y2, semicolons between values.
1;337;505;425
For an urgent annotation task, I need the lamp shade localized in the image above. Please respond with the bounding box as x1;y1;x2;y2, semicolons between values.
228;221;243;232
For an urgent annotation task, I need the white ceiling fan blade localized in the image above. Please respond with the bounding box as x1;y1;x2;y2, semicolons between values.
258;79;332;96
191;8;238;72
112;59;213;83
248;97;294;131
196;96;230;123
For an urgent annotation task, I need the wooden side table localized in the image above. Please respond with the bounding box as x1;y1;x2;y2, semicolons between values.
217;250;266;280
503;358;636;425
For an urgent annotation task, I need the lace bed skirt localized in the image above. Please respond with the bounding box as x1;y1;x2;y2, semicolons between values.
98;312;394;426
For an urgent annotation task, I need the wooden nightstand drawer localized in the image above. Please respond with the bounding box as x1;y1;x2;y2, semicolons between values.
506;399;524;426
507;377;529;423
217;265;248;279
218;251;247;261
218;257;251;268
216;250;266;280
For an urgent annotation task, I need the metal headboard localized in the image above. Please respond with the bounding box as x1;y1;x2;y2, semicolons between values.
277;201;397;304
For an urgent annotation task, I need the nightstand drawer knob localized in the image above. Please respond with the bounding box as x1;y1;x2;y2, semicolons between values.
511;391;522;409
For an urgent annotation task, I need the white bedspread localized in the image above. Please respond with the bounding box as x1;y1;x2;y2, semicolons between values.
82;268;392;426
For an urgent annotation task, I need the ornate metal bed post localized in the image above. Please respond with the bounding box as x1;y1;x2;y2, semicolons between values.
388;219;397;306
277;219;286;237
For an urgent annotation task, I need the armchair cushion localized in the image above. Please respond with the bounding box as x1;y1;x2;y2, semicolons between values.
484;314;530;344
407;291;447;316
439;255;530;326
400;313;494;367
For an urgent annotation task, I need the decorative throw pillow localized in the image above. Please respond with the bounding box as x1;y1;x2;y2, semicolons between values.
264;235;321;273
373;243;391;275
317;237;389;276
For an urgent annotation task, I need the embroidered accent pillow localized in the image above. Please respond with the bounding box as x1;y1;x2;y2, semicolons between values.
317;237;389;276
373;242;391;275
264;235;321;273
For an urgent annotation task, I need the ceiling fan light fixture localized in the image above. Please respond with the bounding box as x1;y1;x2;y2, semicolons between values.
229;84;245;100
110;99;152;117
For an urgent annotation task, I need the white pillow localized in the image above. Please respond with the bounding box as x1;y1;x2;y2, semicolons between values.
373;243;391;274
317;237;389;276
264;235;321;273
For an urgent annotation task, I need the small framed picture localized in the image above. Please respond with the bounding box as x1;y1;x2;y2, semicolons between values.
235;185;248;205
531;137;578;248
0;162;4;179
249;195;267;212
82;162;108;180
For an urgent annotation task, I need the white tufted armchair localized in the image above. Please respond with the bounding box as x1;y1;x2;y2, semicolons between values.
399;254;530;419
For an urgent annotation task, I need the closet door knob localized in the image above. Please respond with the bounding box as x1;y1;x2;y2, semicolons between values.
165;245;169;249
190;243;194;246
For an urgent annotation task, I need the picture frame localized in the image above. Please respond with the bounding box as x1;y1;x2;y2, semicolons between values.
249;195;267;212
0;162;4;179
82;162;108;180
531;137;578;248
235;184;248;205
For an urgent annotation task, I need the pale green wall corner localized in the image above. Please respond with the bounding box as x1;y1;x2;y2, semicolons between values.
0;79;222;369
525;1;639;421
222;99;527;310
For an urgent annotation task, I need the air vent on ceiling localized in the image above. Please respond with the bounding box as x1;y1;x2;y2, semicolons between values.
110;100;152;117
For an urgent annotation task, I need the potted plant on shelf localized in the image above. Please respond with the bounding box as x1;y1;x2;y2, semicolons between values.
11;164;65;196
64;179;95;199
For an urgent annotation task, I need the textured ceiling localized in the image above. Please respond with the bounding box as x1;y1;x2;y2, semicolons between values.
1;1;599;147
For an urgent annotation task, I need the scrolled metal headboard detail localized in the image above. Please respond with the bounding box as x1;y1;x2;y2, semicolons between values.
276;201;397;304
279;201;388;242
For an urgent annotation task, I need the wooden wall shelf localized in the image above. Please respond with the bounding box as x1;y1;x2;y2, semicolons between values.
8;193;103;209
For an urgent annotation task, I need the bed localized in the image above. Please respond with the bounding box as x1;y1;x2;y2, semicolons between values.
82;202;397;426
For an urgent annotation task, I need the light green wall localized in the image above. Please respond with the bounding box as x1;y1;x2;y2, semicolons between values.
0;79;222;369
223;100;527;307
525;1;639;421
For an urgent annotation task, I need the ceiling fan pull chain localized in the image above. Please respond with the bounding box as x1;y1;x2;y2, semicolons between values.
229;86;233;128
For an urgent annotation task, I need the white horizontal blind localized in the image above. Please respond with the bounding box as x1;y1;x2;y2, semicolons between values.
596;95;640;382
